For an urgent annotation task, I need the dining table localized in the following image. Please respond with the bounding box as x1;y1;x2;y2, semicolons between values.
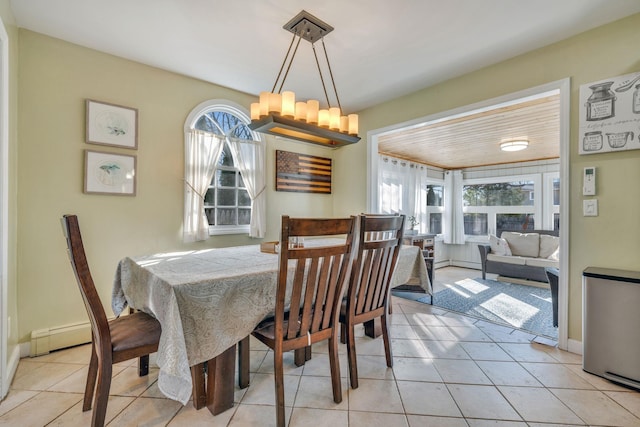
112;239;430;415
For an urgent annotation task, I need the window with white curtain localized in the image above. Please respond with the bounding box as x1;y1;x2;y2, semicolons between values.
184;101;266;240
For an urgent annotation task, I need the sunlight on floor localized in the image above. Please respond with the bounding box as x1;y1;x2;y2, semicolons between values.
480;293;539;328
454;277;490;294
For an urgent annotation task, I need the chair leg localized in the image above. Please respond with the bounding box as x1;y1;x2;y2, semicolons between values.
273;348;286;427
345;324;359;389
238;336;250;389
381;313;393;368
138;355;150;376
340;323;346;344
91;359;112;427
83;343;98;411
328;335;343;403
294;345;312;366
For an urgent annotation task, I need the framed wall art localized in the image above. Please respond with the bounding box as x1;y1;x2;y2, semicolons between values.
86;99;138;149
84;150;136;196
579;71;640;155
275;150;332;193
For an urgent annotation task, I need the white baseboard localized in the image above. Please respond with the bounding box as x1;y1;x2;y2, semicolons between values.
2;344;21;398
449;260;481;270
567;338;583;355
29;321;92;356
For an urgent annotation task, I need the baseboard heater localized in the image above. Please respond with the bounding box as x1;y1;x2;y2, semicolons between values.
583;267;640;390
30;321;92;356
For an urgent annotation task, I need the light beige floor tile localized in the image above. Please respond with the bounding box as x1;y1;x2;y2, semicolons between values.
348;378;404;413
422;341;471;359
460;342;513;361
437;313;479;327
447;384;521;421
538;346;582;364
247;349;268;372
413;326;458;341
605;391;640;418
257;350;305;375
346;354;395;381
10;362;85;391
294;375;348;410
479;328;536;344
404;312;445;327
466;420;527;426
447;326;492;342
289;407;349;427
12;360;47;381
106;396;182;426
392;357;442;383
299;352;348;378
391;312;411;325
551;388;640;426
0;391;82;426
391;324;421;339
239;372;300;406
351;411;410;427
48;395;135;426
475;361;542;387
228;403;292;427
564;364;632;391
432;359;492;385
350;336;386;356
390;339;428;358
519;363;595;389
407;414;468;426
0;389;38;416
498;386;583;424
48;364;126;393
397;380;462;417
108;366;158;397
167;401;236;427
497;343;559;363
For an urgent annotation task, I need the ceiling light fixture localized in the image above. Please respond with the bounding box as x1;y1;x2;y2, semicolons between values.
249;10;360;148
500;140;529;152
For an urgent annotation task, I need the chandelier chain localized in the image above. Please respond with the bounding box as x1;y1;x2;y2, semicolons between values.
321;38;342;113
272;32;299;94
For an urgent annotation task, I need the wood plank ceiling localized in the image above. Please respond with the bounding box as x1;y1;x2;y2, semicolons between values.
377;94;560;169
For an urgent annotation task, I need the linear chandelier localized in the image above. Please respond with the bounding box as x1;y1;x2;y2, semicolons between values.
249;10;360;148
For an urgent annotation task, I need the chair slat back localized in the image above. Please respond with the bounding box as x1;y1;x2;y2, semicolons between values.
61;215;111;355
349;215;405;318
277;216;356;342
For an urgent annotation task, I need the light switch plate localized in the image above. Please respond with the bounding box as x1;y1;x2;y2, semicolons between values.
583;199;598;216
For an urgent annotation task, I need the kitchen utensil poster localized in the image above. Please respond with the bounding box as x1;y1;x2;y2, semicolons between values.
579;71;640;155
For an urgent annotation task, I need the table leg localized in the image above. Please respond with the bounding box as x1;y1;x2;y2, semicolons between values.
364;318;382;338
206;344;236;415
190;362;207;410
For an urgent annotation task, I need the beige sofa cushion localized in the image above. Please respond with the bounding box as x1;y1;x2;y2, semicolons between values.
539;234;560;258
489;234;512;256
501;232;540;258
486;254;526;265
524;257;559;268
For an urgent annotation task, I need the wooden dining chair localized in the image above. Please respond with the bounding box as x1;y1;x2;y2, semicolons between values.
340;214;405;389
241;215;356;427
61;215;161;427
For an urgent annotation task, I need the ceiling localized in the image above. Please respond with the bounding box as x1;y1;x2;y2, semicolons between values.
10;0;640;167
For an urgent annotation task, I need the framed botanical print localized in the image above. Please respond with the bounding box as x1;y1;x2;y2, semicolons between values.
86;99;138;149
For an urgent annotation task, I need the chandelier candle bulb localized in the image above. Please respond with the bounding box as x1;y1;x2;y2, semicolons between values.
250;103;260;121
295;102;307;121
348;114;359;135
329;107;341;130
318;109;330;128
259;92;270;117
268;92;282;115
281;91;295;117
339;115;349;133
306;100;319;124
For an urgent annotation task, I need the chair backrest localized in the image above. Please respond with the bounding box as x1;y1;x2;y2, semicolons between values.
61;215;111;356
275;215;356;342
347;214;406;320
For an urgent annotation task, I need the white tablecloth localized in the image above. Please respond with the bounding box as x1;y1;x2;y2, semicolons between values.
112;242;429;405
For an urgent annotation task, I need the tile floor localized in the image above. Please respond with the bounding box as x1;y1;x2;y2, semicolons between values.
2;296;640;426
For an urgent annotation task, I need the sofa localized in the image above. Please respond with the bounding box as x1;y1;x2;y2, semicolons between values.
478;230;559;283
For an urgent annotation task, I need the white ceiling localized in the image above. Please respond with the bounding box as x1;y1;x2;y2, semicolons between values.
10;1;640;168
11;0;640;113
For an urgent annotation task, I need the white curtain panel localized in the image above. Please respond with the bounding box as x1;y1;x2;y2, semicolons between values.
444;170;465;244
228;138;266;238
183;130;224;243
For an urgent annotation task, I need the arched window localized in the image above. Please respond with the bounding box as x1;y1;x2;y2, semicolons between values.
184;100;266;241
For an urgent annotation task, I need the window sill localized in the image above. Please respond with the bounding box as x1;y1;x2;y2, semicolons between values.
209;226;250;236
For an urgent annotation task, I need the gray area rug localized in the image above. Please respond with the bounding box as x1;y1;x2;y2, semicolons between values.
393;277;558;339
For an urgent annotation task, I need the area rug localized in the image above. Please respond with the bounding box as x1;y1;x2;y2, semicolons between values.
393;277;558;339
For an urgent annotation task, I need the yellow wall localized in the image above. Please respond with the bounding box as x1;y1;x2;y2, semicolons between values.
16;30;336;343
334;13;640;342
0;0;19;362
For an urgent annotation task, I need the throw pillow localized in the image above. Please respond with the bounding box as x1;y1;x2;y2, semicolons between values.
539;234;560;258
501;232;540;258
489;234;512;256
548;247;559;261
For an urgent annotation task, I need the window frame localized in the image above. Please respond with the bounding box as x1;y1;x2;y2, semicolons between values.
425;180;445;235
184;100;260;236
